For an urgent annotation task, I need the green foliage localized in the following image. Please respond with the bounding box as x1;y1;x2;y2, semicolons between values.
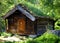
0;0;60;18
1;32;12;37
0;17;5;32
4;41;14;43
23;32;60;43
0;41;16;43
34;32;59;43
55;19;60;30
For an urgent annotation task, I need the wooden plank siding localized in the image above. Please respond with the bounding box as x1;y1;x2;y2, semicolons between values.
26;18;35;35
36;18;54;35
36;18;47;35
6;11;35;35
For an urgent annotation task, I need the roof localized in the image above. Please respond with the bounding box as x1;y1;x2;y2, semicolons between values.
3;4;35;21
3;4;54;21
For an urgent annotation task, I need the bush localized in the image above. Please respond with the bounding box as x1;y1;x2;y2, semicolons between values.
1;32;12;37
25;31;60;43
34;31;59;43
55;19;60;30
5;41;14;43
0;41;13;43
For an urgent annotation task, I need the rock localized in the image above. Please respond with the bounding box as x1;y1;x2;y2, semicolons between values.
29;35;37;38
48;30;60;36
0;36;21;42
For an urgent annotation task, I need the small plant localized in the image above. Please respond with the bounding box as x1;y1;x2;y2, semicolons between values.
55;19;60;30
1;32;12;37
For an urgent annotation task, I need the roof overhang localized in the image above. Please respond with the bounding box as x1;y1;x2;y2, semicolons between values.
17;5;35;21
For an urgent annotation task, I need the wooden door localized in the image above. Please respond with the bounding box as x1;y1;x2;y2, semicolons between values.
17;18;26;34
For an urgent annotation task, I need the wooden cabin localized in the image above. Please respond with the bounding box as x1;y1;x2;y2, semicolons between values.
3;4;54;35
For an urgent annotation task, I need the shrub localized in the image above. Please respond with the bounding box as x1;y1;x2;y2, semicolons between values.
1;32;12;37
34;31;59;43
55;19;60;30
